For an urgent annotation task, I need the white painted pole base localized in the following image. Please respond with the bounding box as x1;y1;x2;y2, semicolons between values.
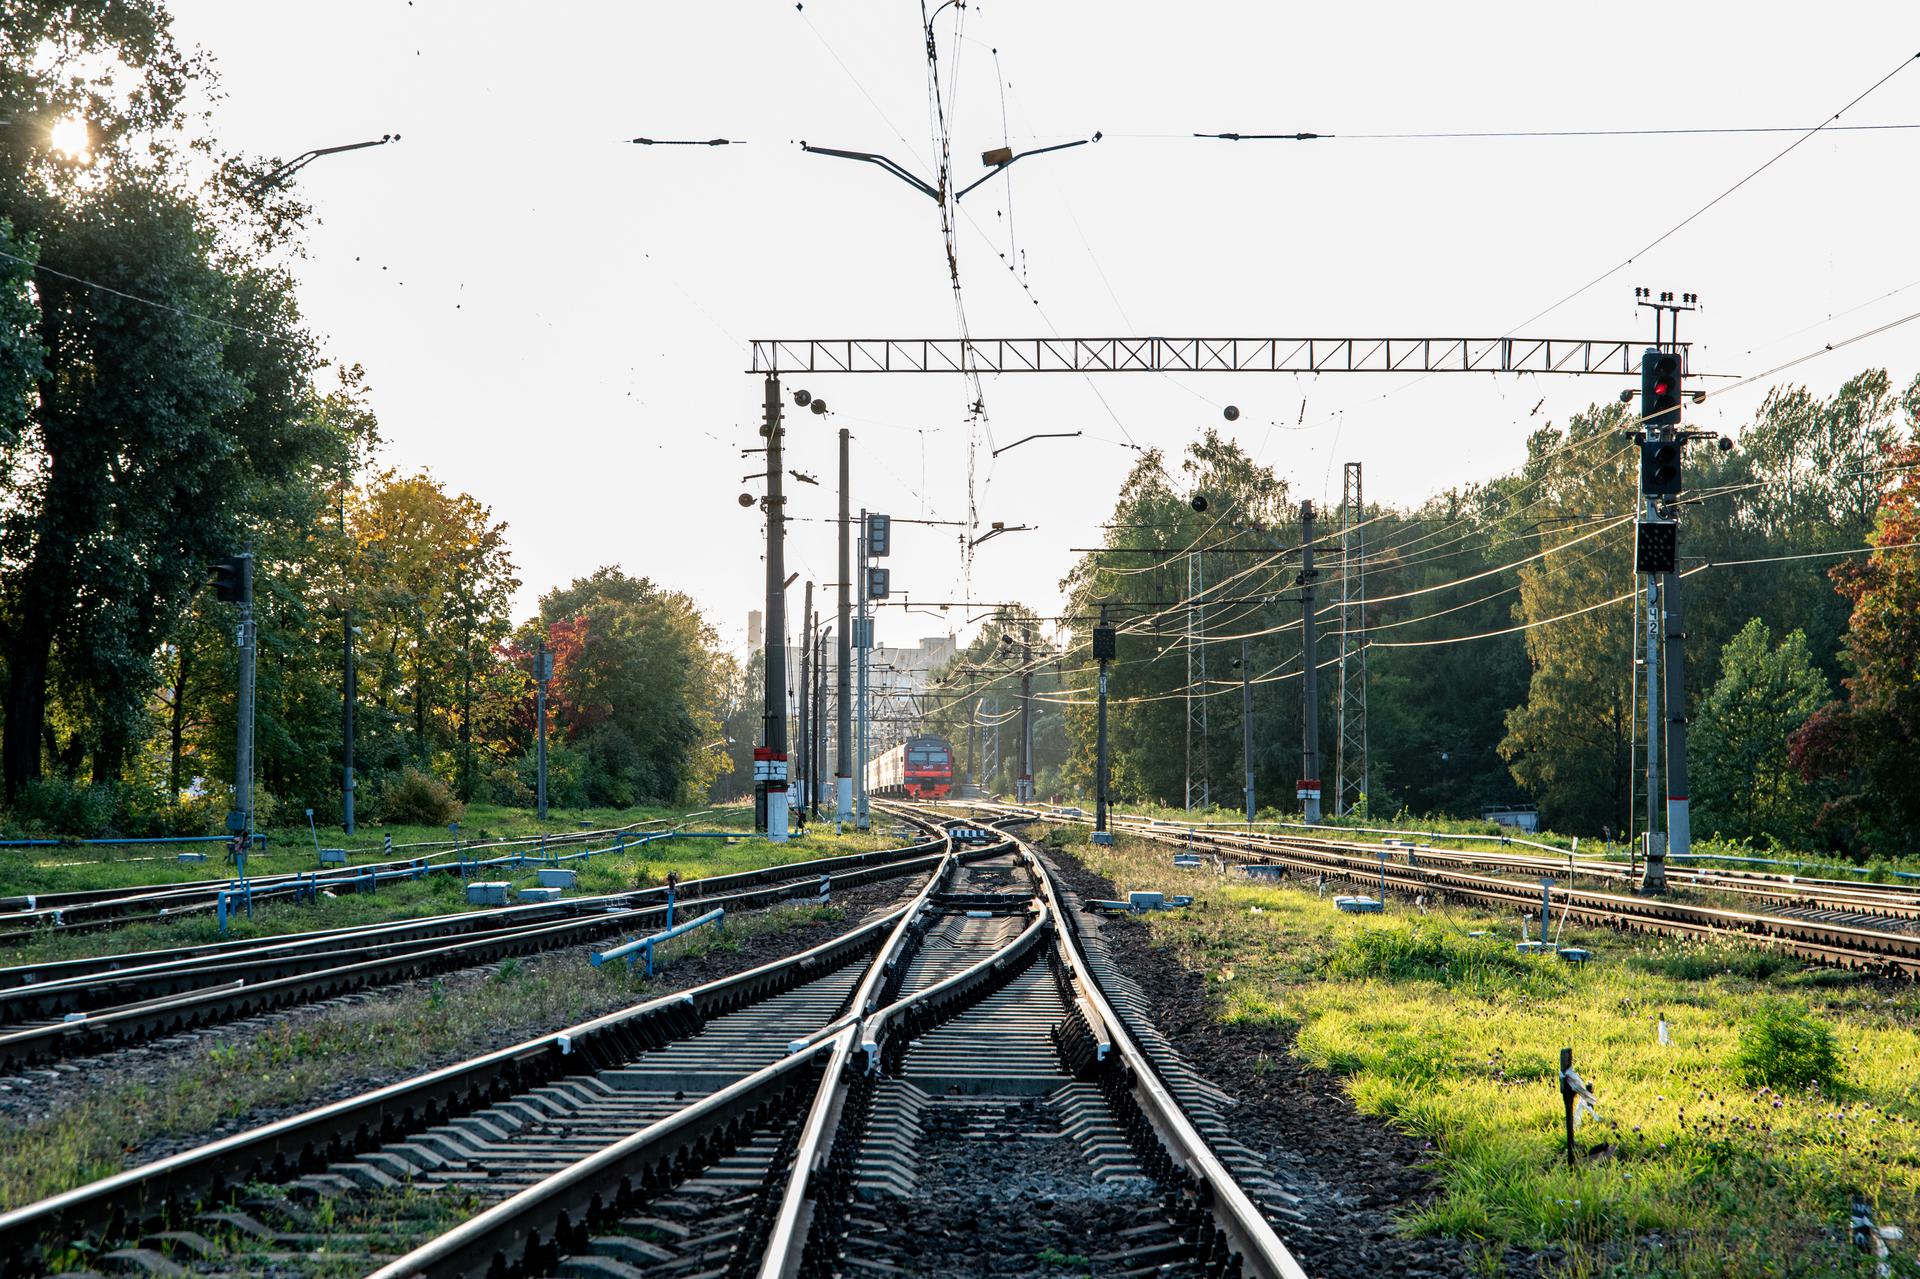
1666;798;1691;861
768;792;789;843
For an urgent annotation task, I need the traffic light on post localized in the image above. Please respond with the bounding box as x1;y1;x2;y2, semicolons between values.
1640;435;1682;498
212;554;253;604
1641;347;1683;431
1639;348;1685;498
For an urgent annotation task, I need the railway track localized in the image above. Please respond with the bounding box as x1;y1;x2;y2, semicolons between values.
978;805;1920;977
0;822;733;947
1113;816;1920;926
0;815;1307;1279
0;828;953;1072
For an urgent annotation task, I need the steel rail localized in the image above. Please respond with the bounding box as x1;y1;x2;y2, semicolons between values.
997;805;1920;975
0;845;959;1071
763;814;1306;1279
0;881;930;1274
0;817;686;915
0;830;946;995
0;825;949;948
752;824;994;1279
1199;824;1920;920
357;823;985;1279
1109;811;1920;913
1015;821;1310;1279
1196;828;1920;968
760;831;1046;1279
366;1034;842;1279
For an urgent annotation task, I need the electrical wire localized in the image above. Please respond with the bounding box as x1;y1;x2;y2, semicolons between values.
1200;121;1920;142
1503;51;1920;335
0;245;273;339
1370;538;1919;651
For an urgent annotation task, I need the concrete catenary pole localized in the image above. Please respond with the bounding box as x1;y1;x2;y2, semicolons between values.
836;428;853;830
1662;568;1693;861
812;624;827;818
1299;501;1323;823
855;512;869;828
342;604;355;835
761;375;791;842
1093;610;1114;843
1643;568;1667;892
1020;623;1035;803
234;555;256;844
1241;636;1256;825
797;584;812;814
535;639;549;821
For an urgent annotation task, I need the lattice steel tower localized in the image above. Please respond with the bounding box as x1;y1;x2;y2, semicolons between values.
1335;462;1369;817
1185;549;1211;810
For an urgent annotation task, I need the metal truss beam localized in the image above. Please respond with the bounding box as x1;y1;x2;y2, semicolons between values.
750;336;1691;377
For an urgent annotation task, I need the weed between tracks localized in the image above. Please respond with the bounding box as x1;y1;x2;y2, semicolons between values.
0;902;843;1210
1051;825;1920;1278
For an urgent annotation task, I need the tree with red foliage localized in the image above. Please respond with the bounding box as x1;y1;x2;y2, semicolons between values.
1789;441;1920;853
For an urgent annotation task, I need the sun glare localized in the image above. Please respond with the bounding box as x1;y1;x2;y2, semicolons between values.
49;114;92;163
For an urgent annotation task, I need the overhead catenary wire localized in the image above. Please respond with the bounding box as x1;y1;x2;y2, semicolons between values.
1369;538;1919;651
1196;121;1920;142
1501;51;1920;335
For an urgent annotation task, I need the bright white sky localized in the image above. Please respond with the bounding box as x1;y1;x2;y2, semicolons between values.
170;3;1920;654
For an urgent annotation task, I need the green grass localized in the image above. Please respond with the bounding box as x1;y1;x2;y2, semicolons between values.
0;801;737;897
1057;824;1920;1278
0;901;844;1211
0;806;910;968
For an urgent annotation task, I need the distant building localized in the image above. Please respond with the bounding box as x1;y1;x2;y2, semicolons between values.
1483;805;1540;832
746;609;763;652
776;633;958;785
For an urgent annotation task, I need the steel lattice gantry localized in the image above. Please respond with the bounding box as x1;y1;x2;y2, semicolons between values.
750;336;1687;377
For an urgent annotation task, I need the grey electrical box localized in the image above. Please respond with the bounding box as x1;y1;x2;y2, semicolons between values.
867;567;890;599
853;617;873;649
867;512;891;557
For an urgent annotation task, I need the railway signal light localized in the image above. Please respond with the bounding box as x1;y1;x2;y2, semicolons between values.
212;554;252;604
1640;435;1683;498
1641;347;1683;432
866;566;890;599
866;512;891;557
1092;624;1117;662
1635;519;1678;574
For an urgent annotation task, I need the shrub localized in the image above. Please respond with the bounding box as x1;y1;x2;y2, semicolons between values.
7;778;118;838
1733;998;1842;1090
372;767;463;827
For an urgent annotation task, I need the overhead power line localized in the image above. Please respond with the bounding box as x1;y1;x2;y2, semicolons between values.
1505;50;1920;334
1370;539;1919;651
1196;121;1920;142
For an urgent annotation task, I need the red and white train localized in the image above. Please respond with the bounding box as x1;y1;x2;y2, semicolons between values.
866;735;956;800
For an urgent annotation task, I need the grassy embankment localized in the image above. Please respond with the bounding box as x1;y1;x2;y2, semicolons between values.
1047;823;1920;1278
0;900;847;1213
1;803;913;967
